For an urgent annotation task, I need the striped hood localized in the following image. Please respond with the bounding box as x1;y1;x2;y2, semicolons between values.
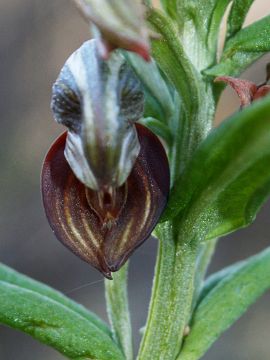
51;40;144;191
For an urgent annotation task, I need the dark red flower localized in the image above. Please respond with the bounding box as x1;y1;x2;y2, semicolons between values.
42;124;170;278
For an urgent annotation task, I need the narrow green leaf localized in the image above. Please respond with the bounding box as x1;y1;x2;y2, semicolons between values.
175;0;231;68
159;0;178;19
147;8;216;164
162;96;270;240
0;262;111;336
105;263;133;360
140;117;173;146
226;0;255;39
205;16;270;77
197;260;244;305
147;8;200;116
205;160;270;240
178;247;270;360
124;52;175;121
0;281;124;360
191;239;217;312
156;0;231;70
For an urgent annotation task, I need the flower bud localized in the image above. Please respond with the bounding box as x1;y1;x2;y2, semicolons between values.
73;0;150;60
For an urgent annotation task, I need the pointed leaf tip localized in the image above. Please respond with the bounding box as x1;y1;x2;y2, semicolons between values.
215;75;270;107
215;76;257;107
41;124;169;276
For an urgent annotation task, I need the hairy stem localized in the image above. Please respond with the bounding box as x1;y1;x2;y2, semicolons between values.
137;221;199;360
105;263;133;360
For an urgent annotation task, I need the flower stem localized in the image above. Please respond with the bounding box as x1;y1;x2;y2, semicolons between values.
137;221;199;360
105;262;133;360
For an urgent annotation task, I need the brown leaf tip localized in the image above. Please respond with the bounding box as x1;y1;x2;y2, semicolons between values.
215;63;270;108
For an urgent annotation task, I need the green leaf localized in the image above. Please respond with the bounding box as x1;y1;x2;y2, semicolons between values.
147;8;200;117
0;281;124;360
105;263;133;360
226;0;255;39
205;16;270;77
159;0;178;19
162;96;270;240
0;262;111;336
191;239;217;312
140;117;173;146
147;8;216;164
176;0;231;67
197;259;244;305
124;52;175;121
178;247;270;360
158;0;231;70
205;159;270;240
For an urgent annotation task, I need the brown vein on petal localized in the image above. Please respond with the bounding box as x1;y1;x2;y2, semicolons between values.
64;189;94;256
63;169;112;276
64;174;90;249
81;217;100;249
42;132;110;275
42;124;170;277
63;174;107;271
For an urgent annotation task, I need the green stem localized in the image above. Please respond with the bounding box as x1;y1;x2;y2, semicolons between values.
137;221;199;360
105;262;133;360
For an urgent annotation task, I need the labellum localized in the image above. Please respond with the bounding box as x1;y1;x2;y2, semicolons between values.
42;124;169;278
43;40;170;278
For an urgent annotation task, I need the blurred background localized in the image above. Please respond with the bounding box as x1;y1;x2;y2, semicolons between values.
0;1;270;359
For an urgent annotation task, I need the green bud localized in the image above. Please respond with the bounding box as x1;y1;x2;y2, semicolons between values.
73;0;150;60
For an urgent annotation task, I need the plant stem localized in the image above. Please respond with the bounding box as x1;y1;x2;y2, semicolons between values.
105;262;133;360
137;48;217;358
137;221;199;360
104;8;219;359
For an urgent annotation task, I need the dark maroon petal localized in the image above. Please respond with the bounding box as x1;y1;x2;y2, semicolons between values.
41;124;170;278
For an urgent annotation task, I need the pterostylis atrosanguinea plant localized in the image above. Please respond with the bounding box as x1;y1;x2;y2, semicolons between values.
1;1;270;360
42;40;170;278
